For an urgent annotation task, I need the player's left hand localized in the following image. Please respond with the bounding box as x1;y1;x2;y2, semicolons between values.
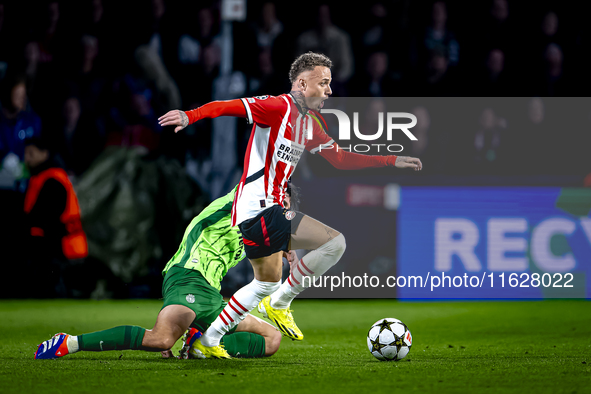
161;349;174;358
158;110;189;133
394;156;422;171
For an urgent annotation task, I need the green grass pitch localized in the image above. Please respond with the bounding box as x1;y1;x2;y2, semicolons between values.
0;299;589;393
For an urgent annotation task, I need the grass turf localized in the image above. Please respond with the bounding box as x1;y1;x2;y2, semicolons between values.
0;299;589;394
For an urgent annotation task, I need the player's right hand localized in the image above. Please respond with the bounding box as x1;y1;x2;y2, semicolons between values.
158;110;189;133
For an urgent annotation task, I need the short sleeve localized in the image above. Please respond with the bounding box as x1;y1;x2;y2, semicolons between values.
240;95;288;126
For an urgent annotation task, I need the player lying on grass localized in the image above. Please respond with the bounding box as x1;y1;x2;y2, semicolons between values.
159;52;422;359
34;186;298;360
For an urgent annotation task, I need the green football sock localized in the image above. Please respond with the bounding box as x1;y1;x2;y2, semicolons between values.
78;326;146;351
221;332;266;358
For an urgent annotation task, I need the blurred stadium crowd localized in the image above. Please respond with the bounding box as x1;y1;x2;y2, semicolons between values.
2;0;591;180
1;0;590;298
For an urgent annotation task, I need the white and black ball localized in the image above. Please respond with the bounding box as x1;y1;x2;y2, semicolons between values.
367;318;412;361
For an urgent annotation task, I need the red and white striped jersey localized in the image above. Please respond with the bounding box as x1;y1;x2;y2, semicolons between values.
231;93;334;226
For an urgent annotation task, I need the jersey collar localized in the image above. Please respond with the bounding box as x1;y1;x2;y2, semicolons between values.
288;92;309;116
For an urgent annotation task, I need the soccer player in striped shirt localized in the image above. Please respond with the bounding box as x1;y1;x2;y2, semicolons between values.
159;52;422;358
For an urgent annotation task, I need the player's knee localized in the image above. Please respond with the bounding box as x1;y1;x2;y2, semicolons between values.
335;233;346;254
265;329;282;356
328;233;346;258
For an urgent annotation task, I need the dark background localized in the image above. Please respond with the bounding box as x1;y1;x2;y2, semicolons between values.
1;0;589;299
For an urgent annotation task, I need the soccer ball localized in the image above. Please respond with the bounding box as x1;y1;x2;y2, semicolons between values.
367;318;412;361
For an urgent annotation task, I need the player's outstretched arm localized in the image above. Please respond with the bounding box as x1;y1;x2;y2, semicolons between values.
158;99;247;133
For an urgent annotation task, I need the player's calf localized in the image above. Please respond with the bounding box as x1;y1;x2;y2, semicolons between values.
272;233;346;310
143;335;177;352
